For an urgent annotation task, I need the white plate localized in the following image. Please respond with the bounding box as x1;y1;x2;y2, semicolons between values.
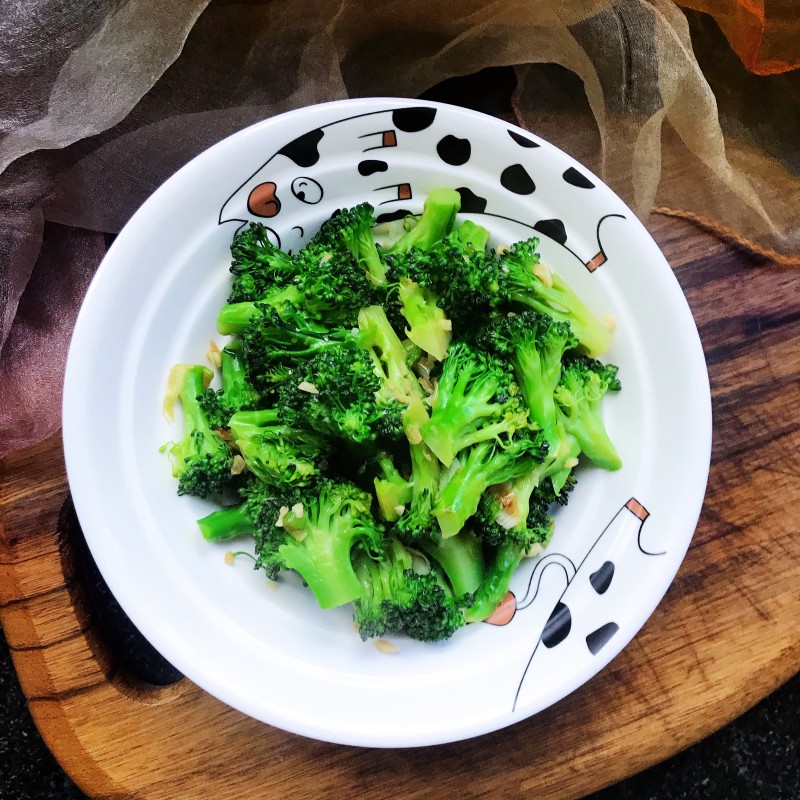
63;98;711;747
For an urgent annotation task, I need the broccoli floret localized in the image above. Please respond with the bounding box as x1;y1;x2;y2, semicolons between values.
217;285;305;335
353;536;466;642
228;408;328;489
397;277;452;361
373;452;412;522
162;364;235;497
497;237;612;356
420;342;529;468
433;432;547;538
200;341;261;428
467;488;557;623
554;355;622;471
387;188;461;254
254;479;384;609
228;222;298;302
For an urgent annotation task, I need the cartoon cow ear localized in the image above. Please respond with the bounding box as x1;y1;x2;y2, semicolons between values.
248;182;281;218
291;177;323;204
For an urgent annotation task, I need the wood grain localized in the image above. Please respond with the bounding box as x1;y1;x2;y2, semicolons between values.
1;215;798;800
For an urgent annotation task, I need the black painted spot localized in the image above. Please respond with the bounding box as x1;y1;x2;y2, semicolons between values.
586;622;619;655
534;218;567;245
563;166;595;189
358;159;388;176
508;129;539;148
456;186;487;213
392;107;437;132
375;209;413;224
541;602;572;648
436;135;471;166
277;128;324;167
589;561;615;594
500;164;535;195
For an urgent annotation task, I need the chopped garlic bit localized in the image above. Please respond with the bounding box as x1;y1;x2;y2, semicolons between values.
524;543;544;559
207;340;222;368
320;251;332;264
291;502;304;518
533;262;553;287
603;314;617;332
216;427;232;441
565;457;580;469
224;551;236;566
231;454;247;475
374;639;398;654
496;244;509;256
275;505;290;528
441;319;453;332
266;579;279;591
393;504;406;517
405;424;423;445
298;381;319;395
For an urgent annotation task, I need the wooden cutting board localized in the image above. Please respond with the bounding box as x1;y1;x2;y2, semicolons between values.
1;214;798;800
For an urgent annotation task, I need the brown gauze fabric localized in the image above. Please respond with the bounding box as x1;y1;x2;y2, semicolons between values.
1;0;798;456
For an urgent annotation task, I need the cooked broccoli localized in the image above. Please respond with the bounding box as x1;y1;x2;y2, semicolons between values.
353;536;466;642
467;487;557;623
433;432;548;538
420;342;529;468
162;364;235;497
387;188;461;254
497;237;612;356
453;219;490;253
228;222;298;303
417;528;485;597
254;478;384;609
200;341;261;428
554;355;622;470
196;476;275;542
396;278;452;361
228;408;328;489
373;452;412;522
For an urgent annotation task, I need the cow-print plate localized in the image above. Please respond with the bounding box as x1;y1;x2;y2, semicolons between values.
63;98;712;747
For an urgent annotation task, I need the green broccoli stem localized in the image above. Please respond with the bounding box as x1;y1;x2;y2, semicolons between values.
197;504;253;542
465;540;524;623
561;408;621;471
454;219;490;253
398;278;452;361
419;529;485;596
217;286;304;334
510;272;612;357
374;453;412;522
220;341;258;406
388;188;461;254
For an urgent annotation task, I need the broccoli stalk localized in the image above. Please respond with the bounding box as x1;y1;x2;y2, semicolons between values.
373;452;412;522
388;188;461;254
200;341;261;428
418;528;485;596
353;536;466;642
498;238;612;356
162;364;235;497
228;409;328;489
554;356;622;470
420;342;529;467
197;503;253;542
255;479;384;609
453;219;490;253
216;285;305;335
397;278;452;361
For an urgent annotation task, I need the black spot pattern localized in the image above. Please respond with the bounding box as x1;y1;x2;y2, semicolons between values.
563;166;595;189
436;135;471;165
392;107;437;132
541;602;571;648
456;186;487;213
534;218;567;245
508;129;539;148
589;561;615;594
375;209;413;224
500;164;535;195
358;159;388;176
277;128;324;167
586;622;619;655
